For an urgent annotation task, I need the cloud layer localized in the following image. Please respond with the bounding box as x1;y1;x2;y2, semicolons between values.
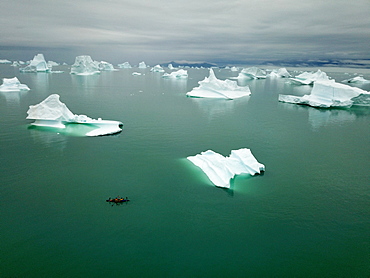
1;0;369;64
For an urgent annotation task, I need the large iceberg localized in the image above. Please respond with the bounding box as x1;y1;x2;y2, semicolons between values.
162;69;188;79
268;68;291;78
20;54;50;72
237;67;267;79
70;55;100;75
0;77;30;92
26;94;123;136
288;69;329;85
186;69;251;99
187;148;265;188
279;80;370;108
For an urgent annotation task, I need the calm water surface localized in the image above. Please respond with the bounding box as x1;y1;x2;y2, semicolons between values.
0;64;369;277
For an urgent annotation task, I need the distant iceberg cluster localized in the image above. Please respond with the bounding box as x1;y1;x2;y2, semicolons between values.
187;69;250;99
187;148;265;188
0;77;30;92
27;94;123;136
279;80;370;108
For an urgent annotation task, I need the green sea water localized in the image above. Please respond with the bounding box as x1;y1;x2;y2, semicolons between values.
0;64;369;277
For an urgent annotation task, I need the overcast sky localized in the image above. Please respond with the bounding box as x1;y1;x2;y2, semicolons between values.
1;0;369;65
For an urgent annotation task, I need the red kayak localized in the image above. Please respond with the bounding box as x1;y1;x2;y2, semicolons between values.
106;197;129;203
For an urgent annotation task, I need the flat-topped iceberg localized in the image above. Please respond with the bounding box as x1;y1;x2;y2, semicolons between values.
187;148;265;188
20;54;50;72
0;77;30;92
238;67;267;79
150;64;165;72
26;94;123;136
268;68;291;78
186;69;251;99
162;69;188;79
289;69;329;85
70;55;100;75
342;76;370;83
279;80;370;108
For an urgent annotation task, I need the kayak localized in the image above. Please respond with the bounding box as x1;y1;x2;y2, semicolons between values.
106;197;129;203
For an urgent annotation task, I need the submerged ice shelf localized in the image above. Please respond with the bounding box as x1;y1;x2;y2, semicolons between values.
187;69;250;99
26;94;123;136
187;148;265;188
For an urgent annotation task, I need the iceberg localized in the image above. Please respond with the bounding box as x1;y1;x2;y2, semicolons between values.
168;64;175;70
118;62;132;68
0;59;12;64
70;55;100;75
138;61;147;68
96;61;116;71
288;69;329;85
150;64;165;72
187;148;265;188
162;69;188;79
186;69;251;99
342;76;370;83
0;77;30;92
230;66;239;72
237;67;267;79
20;54;50;72
26;94;123;136
268;68;291;78
278;80;370;108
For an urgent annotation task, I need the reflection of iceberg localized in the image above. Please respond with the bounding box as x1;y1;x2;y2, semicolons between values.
70;55;100;75
288;69;329;85
162;69;188;79
0;77;30;92
26;94;123;136
20;54;50;72
279;80;370;108
237;67;266;79
187;148;265;188
268;68;291;78
150;65;165;72
187;69;251;99
342;76;370;83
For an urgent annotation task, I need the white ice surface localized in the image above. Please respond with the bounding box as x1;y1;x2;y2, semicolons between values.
118;62;132;68
237;67;266;79
289;69;329;85
187;148;265;188
186;69;251;99
150;65;165;72
138;61;147;68
279;80;370;108
27;94;123;136
268;68;291;78
162;69;188;79
0;77;30;92
20;54;50;72
342;76;370;83
70;55;100;75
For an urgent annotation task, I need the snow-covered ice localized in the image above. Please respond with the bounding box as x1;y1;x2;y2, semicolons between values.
279;80;370;108
70;55;100;75
187;148;265;188
342;76;370;83
27;94;123;136
288;69;330;85
20;54;50;72
150;65;165;72
162;69;188;79
186;69;251;99
237;67;266;79
0;77;30;92
268;68;291;78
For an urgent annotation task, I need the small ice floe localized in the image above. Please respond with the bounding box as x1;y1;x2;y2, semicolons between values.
237;67;267;79
278;80;370;108
150;65;165;72
187;148;265;188
162;69;188;79
0;77;30;92
267;68;291;78
186;69;250;99
341;76;370;83
132;72;142;76
26;94;123;136
70;55;100;75
20;54;50;72
288;69;329;85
